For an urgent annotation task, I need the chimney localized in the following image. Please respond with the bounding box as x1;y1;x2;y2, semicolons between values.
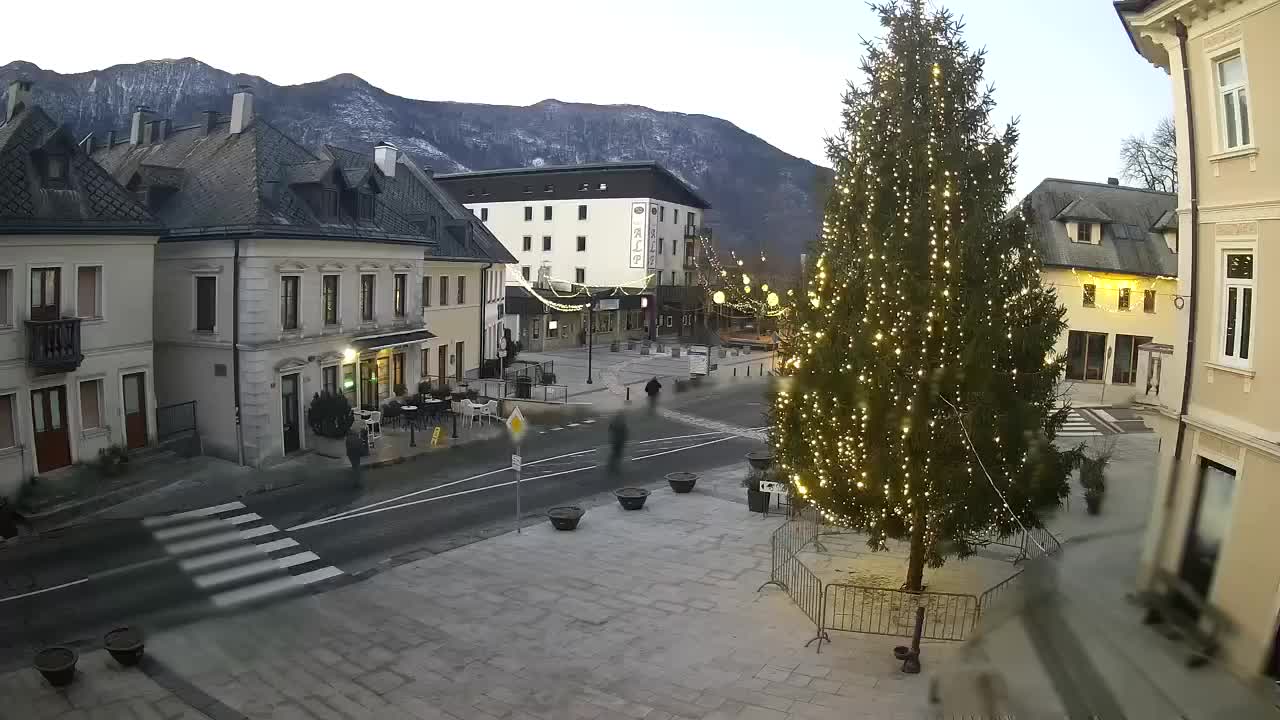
5;79;32;123
130;105;154;145
80;132;96;154
374;142;398;178
146;120;161;144
106;130;117;146
1107;177;1120;186
229;85;254;135
421;165;434;178
202;110;220;135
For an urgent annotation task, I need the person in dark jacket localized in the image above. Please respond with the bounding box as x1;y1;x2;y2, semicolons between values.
345;427;368;486
644;376;662;413
607;412;628;476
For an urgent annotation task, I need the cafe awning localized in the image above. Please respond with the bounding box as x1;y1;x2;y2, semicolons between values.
350;328;436;353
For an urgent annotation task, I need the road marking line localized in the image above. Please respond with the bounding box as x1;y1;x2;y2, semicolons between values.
583;419;596;424
165;530;244;556
294;566;344;584
274;551;320;569
210;575;301;608
224;513;263;526
567;423;580;427
631;435;738;461
153;519;227;542
239;525;280;540
142;501;246;528
195;559;281;590
256;538;301;554
551;427;563;431
0;577;89;604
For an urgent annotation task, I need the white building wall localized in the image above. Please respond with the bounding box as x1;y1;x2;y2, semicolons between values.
466;197;703;289
0;234;158;498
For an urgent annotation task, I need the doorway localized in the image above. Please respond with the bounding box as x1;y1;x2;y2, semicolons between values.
30;267;61;321
31;386;71;472
454;341;464;382
122;372;148;450
1113;335;1154;385
1066;330;1108;382
1178;459;1237;616
280;373;300;454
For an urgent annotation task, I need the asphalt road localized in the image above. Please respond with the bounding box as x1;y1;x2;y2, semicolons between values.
0;383;769;668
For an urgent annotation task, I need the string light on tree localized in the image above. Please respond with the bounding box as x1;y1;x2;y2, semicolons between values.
769;0;1077;592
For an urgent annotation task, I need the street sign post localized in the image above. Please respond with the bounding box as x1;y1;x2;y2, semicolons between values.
506;407;528;534
759;480;789;497
689;345;709;376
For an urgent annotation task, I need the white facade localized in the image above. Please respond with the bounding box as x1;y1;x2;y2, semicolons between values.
153;239;488;466
464;197;703;290
0;234;159;498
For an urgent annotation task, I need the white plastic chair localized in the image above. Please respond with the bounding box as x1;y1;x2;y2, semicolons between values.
481;400;498;424
366;411;383;446
463;400;482;428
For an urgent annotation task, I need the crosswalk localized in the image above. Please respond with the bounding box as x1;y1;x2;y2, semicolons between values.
537;418;596;434
1059;409;1103;438
143;501;343;610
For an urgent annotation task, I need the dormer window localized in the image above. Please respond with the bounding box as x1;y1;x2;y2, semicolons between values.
357;192;375;221
43;153;70;188
321;189;338;218
1075;222;1093;244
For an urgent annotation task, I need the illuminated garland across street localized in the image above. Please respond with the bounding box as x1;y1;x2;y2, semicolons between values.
768;0;1077;592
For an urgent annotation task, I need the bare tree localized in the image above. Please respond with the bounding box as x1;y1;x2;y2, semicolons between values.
1120;117;1177;193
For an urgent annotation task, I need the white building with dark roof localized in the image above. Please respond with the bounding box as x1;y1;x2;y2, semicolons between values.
0;81;161;497
91;89;514;466
1021;177;1179;406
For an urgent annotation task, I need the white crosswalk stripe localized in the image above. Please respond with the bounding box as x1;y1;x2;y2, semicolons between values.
1058;409;1103;437
144;503;343;610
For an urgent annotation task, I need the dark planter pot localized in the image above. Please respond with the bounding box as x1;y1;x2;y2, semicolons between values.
640;346;651;356
33;647;78;687
627;341;636;350
1085;494;1103;515
746;451;774;472
666;472;698;494
104;626;145;667
548;506;584;531
747;487;770;513
614;487;651;511
671;347;681;358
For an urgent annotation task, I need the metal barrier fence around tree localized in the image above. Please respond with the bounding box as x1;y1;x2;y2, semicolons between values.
759;513;1064;651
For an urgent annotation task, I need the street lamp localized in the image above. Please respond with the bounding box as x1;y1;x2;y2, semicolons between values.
586;296;595;385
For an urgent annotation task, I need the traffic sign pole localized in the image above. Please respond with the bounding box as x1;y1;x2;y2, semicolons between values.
514;443;522;535
506;407;528;535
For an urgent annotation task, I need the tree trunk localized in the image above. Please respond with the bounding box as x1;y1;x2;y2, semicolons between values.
904;513;927;592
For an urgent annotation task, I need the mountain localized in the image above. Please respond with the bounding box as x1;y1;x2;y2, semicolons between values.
1;58;825;260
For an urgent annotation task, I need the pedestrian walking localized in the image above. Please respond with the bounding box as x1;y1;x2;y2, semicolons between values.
607;412;629;476
345;426;368;487
644;376;662;414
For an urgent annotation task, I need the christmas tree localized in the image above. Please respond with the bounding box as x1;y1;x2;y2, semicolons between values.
771;0;1075;592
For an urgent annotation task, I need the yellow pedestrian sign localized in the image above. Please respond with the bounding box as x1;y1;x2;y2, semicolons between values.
506;406;528;444
431;426;443;447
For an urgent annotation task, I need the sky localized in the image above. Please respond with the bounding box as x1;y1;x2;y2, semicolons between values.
5;0;1171;199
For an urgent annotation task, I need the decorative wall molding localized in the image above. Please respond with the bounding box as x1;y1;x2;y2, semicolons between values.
186;263;223;274
357;262;382;272
1215;221;1259;238
390;262;414;272
274;356;309;372
316;351;344;365
275;260;309;273
1203;23;1243;50
318;262;346;273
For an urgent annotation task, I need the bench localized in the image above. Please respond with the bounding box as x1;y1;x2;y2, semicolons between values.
1135;569;1228;668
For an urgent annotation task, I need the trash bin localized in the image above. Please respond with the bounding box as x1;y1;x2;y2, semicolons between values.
516;376;533;399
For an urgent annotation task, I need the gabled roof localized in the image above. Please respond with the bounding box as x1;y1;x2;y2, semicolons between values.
1022;178;1177;278
1054;197;1112;223
0;103;157;234
1152;209;1177;232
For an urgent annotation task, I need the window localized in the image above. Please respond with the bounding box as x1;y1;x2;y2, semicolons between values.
79;379;103;430
578;204;587;220
360;274;375;322
543;184;553;193
455;341;464;381
480;207;489;222
578;183;589;192
77;266;101;319
547;319;559;338
1065;330;1108;381
670;271;677;285
1075;222;1092;244
393;352;405;390
0;394;14;449
685;242;694;259
421;349;431;378
322;365;338;395
457;275;466;304
1222;251;1254;365
522;266;531;281
342;364;356;406
542;236;552;251
671;240;677;255
544;206;553;221
281;275;300;330
357;193;375;220
674;209;680;225
1082;284;1096;308
323;275;339;325
30;267;59;319
575;268;586;284
321;190;338;218
522;185;532;194
524;206;533;221
439;275;449;306
577;236;587;252
422;276;431;308
1144;289;1157;314
0;269;10;327
1113;334;1153;385
658;238;664;254
1217;54;1251;150
659;206;665;222
427;216;438;240
195;276;217;332
480;187;489;196
687;212;696;227
522;236;532;252
599;183;607;190
394;273;407;317
1118;287;1131;312
1183;460;1237;599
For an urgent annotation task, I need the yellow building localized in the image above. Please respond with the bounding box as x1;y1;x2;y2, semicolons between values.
1118;0;1280;681
1022;178;1179;407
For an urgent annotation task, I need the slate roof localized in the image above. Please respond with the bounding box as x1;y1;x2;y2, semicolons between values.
1054;197;1112;223
1022;178;1177;278
0;103;157;234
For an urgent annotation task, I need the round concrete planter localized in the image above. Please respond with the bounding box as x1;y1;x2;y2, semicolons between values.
746;450;774;472
614;487;651;511
665;472;698;494
34;647;77;687
548;506;585;531
104;626;145;667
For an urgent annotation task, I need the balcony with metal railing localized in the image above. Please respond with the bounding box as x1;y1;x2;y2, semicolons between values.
26;317;83;372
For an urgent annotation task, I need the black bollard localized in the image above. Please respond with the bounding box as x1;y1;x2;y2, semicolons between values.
733;367;737;377
452;409;458;439
626;386;631;402
747;365;751;377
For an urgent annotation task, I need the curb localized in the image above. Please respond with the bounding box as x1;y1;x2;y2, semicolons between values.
21;472;185;530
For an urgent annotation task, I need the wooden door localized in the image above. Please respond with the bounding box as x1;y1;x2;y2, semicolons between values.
438;346;447;387
122;372;148;450
281;373;300;454
30;268;61;321
31;386;71;472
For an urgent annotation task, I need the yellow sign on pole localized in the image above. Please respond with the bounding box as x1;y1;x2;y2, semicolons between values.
431;426;443;447
505;406;528;444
